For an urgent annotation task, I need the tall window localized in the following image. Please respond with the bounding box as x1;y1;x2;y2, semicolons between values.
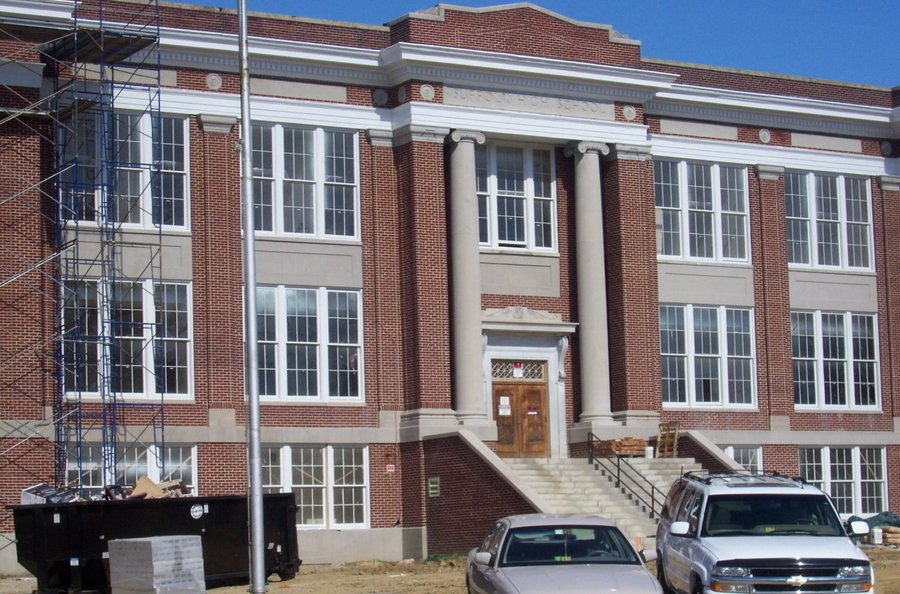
799;446;884;516
659;304;755;407
66;443;196;498
654;160;748;262
785;172;872;270
256;286;362;401
251;124;358;239
476;145;556;251
723;445;762;474
261;445;368;529
791;311;879;409
62;280;192;397
60;112;187;227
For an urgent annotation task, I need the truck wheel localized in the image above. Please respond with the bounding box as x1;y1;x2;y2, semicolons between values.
656;556;673;594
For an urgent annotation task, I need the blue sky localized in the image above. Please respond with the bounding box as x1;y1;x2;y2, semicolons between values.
180;0;899;88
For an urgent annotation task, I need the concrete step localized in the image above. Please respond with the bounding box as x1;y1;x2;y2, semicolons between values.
504;456;704;545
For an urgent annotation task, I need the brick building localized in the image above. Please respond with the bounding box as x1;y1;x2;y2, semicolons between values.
0;0;898;571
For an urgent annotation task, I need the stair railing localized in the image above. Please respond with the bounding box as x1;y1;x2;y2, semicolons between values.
588;432;665;519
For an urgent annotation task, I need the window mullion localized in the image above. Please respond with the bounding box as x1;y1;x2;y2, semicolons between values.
273;125;285;235
275;285;286;400
143;279;155;397
318;287;329;400
806;174;818;267
712;164;723;261
488;147;499;248
314;128;326;239
524;148;535;249
718;306;728;405
679;161;690;258
685;305;697;406
325;445;334;527
814;311;825;409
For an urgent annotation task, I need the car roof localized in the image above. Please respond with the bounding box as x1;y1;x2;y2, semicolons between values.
501;513;617;528
680;473;826;496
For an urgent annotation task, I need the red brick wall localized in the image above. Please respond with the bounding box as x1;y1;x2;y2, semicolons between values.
391;6;641;68
189;116;243;425
876;182;899;421
423;435;536;554
602;156;660;413
752;168;792;424
395;141;452;410
197;443;246;494
642;59;892;107
368;443;403;528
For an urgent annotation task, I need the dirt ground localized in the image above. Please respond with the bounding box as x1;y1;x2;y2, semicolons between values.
0;546;896;593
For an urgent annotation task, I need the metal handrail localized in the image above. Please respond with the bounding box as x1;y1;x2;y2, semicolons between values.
588;432;665;518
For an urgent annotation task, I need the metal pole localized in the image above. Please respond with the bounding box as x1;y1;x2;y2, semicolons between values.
237;0;266;591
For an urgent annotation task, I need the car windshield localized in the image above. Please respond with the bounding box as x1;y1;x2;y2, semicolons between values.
702;494;845;537
499;525;640;567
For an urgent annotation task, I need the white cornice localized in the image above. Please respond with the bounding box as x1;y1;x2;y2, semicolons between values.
648;84;895;139
651;134;888;177
153;27;675;103
0;0;72;25
379;43;675;97
397;102;648;146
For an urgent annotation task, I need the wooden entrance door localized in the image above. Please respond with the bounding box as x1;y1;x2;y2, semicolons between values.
493;382;549;458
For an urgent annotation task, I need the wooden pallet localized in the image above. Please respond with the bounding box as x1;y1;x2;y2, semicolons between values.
656;421;680;458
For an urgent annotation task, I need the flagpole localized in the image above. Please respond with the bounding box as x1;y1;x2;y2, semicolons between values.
237;0;266;591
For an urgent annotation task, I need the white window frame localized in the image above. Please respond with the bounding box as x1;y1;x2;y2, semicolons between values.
250;123;360;240
62;279;193;400
785;171;873;271
654;159;750;263
798;446;886;517
61;111;189;229
659;304;757;408
261;444;369;529
66;443;197;497
476;143;557;252
255;285;364;403
791;310;880;411
723;445;762;474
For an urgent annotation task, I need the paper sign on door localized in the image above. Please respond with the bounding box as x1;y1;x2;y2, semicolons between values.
498;396;512;416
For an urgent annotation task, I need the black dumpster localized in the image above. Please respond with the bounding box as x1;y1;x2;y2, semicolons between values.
8;493;300;593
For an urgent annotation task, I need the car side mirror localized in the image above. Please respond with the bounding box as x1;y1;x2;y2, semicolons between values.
670;521;691;536
848;521;870;536
474;551;494;566
640;549;657;563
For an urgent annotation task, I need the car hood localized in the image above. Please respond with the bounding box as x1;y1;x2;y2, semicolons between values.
499;564;661;594
702;536;869;563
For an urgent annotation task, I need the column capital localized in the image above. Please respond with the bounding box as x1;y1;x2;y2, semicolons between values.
449;129;485;145
198;114;236;134
880;176;900;192
606;143;651;162
564;140;610;158
756;164;785;181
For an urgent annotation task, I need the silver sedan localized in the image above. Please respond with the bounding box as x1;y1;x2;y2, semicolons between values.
466;513;662;594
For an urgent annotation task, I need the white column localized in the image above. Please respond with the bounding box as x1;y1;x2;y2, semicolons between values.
448;130;486;420
566;141;613;422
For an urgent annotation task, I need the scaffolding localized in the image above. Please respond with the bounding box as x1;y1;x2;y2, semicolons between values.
0;0;165;511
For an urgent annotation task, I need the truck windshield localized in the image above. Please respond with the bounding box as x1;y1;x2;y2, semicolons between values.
702;494;844;537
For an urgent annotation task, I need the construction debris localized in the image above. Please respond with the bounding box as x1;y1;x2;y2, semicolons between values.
593;437;648;457
20;476;191;504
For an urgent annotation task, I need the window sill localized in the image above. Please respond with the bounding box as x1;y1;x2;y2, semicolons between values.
259;399;367;407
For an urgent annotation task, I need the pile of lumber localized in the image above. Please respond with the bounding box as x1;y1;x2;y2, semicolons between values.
593;437;648;457
878;526;900;545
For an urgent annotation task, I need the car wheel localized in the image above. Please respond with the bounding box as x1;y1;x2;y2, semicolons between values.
692;577;704;594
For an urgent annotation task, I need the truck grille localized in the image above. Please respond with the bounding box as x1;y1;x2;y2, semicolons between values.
715;558;870;593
